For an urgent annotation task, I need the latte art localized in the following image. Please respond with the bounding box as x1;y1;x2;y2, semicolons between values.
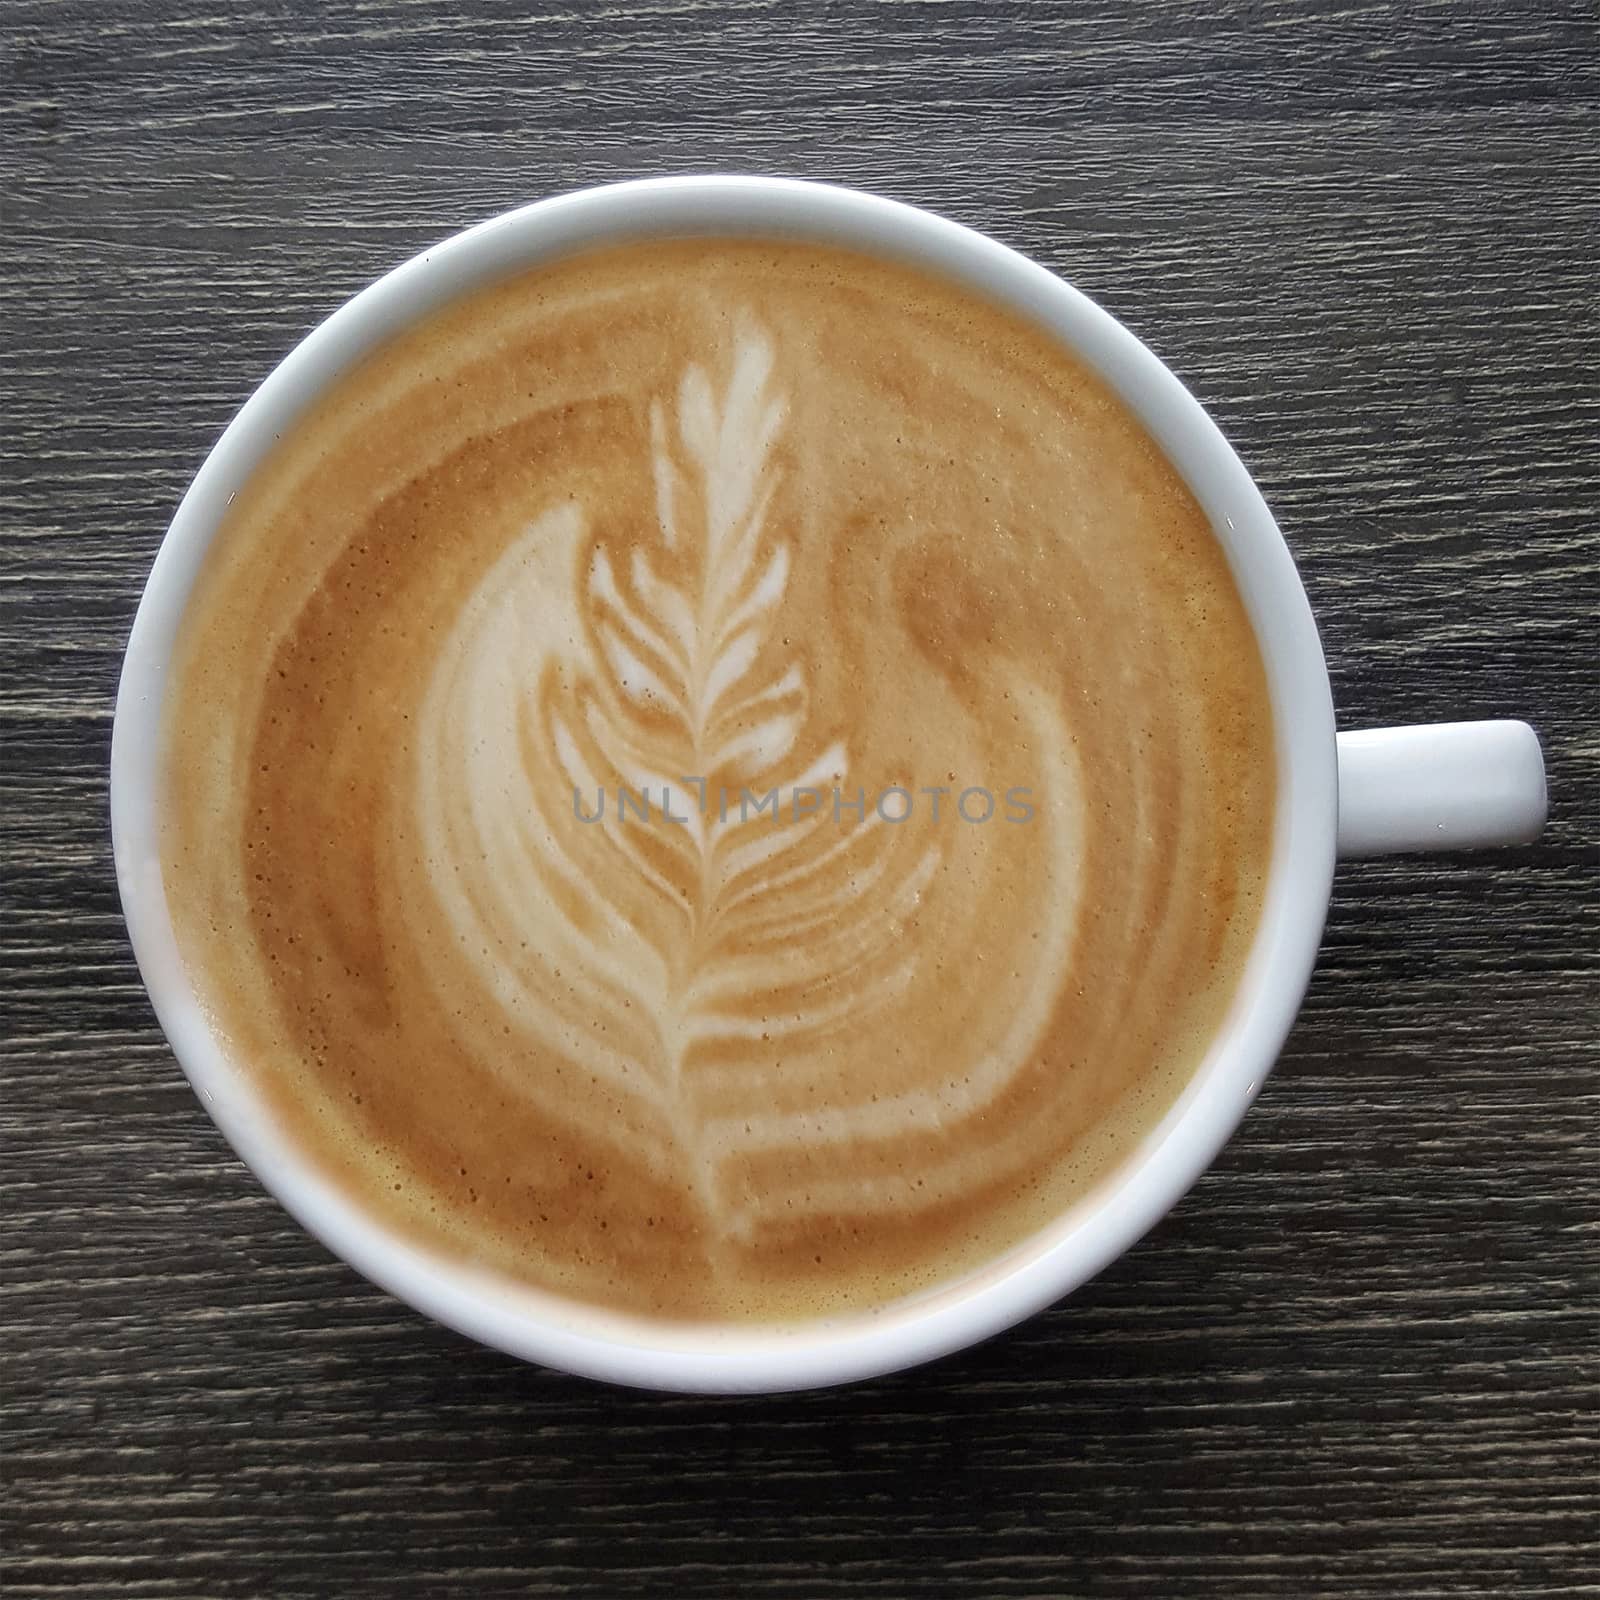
161;240;1275;1320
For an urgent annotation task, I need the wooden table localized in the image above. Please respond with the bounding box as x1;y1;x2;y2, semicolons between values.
4;2;1595;1593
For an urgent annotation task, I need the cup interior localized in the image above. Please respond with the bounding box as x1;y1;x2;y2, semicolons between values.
111;176;1337;1392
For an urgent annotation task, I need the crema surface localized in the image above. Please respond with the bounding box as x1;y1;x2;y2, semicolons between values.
161;240;1275;1321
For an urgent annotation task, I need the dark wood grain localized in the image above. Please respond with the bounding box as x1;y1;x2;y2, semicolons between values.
3;1;1597;1594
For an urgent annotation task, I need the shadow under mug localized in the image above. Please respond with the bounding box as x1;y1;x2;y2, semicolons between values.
111;177;1548;1393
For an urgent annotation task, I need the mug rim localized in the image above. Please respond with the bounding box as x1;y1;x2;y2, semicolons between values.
111;175;1336;1393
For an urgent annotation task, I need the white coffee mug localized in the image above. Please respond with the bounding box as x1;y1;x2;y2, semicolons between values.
111;177;1548;1393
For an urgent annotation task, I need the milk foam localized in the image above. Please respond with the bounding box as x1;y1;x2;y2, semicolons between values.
159;241;1275;1320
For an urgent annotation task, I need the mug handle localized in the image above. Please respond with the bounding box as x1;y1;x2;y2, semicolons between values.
1336;721;1548;857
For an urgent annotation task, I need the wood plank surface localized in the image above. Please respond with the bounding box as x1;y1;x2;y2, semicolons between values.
3;1;1596;1594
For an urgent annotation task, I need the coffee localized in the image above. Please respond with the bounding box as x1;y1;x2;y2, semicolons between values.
160;239;1275;1321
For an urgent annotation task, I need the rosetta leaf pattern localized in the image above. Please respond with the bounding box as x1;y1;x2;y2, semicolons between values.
414;317;947;1229
546;322;938;1186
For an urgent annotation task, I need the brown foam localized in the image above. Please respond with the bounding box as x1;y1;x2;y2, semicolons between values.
159;239;1275;1322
